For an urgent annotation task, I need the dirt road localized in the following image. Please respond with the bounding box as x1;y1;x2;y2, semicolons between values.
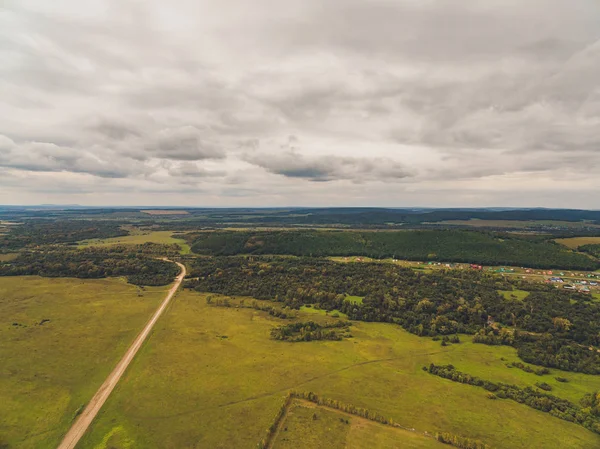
57;261;186;449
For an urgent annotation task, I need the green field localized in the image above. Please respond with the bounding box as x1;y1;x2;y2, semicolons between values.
78;230;191;254
0;253;17;261
79;290;600;449
555;237;600;249
0;276;168;448
439;219;600;229
300;305;348;318
344;295;364;304
498;289;530;301
273;399;446;449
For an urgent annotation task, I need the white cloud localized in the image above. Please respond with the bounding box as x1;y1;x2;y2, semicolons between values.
1;0;599;207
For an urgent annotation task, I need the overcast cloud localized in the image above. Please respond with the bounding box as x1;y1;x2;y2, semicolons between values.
0;0;599;207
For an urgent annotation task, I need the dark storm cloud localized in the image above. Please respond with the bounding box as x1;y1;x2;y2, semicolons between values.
245;151;411;182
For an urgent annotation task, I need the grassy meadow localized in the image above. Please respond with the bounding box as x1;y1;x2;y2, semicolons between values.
79;290;600;449
498;289;530;301
0;253;17;262
0;276;168;449
77;230;191;254
555;237;600;249
439;220;600;229
272;399;446;449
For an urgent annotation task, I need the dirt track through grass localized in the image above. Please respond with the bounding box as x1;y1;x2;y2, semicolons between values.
56;261;186;449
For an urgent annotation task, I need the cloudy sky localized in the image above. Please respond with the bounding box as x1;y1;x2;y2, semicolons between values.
1;0;599;207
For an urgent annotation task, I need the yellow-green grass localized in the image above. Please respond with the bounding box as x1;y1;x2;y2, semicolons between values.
344;295;364;304
438;219;600;229
140;210;190;215
273;399;446;449
300;305;348;319
498;290;530;301
78;230;191;254
80;291;600;449
0;276;168;449
0;253;18;262
555;237;600;249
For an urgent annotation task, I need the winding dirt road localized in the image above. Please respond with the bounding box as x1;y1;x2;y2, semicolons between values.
57;260;186;449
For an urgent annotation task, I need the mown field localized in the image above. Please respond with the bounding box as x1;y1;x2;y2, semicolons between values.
555;237;600;249
80;290;600;449
0;276;168;449
438;219;600;229
273;399;446;449
78;230;191;254
0;253;17;262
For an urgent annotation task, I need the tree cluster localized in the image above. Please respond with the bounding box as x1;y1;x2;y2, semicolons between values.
435;432;489;449
0;220;127;250
579;244;600;258
508;361;550;376
270;320;351;342
0;248;179;286
207;297;295;319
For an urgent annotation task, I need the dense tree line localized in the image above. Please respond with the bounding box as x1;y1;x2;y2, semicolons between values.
178;207;600;227
190;230;598;270
580;244;600;258
0;220;127;250
206;297;296;319
0;249;179;286
425;364;600;434
508;362;550;376
435;433;490;449
79;242;182;256
270;320;351;342
257;393;293;449
185;256;600;372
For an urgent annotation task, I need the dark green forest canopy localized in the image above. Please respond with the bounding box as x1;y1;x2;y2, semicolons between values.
190;230;599;270
0;220;127;251
185;256;600;373
580;244;600;258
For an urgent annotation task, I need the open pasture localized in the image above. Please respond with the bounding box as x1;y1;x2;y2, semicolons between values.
0;276;167;449
556;237;600;249
439;219;600;229
272;399;445;449
140;210;190;215
78;230;191;254
80;290;600;449
498;289;530;301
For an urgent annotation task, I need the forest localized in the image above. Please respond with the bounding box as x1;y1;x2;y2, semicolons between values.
0;247;179;285
184;256;600;373
189;230;599;270
580;244;600;258
0;220;127;251
270;320;351;342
